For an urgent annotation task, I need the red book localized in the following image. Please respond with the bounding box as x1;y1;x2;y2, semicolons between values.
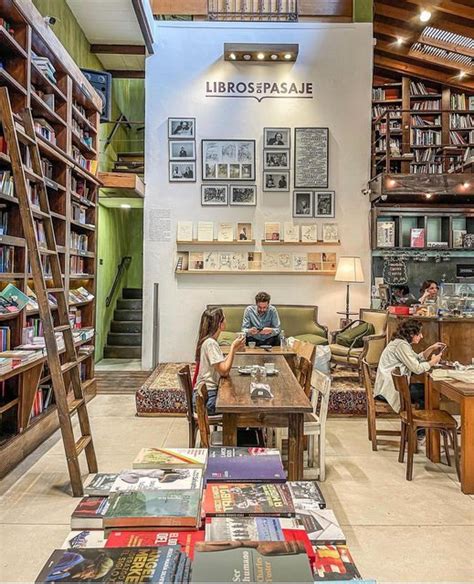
71;496;109;529
410;228;425;248
105;530;205;559
283;529;315;564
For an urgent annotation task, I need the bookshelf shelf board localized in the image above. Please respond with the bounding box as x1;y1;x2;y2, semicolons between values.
0;27;27;59
36;133;70;165
176;239;256;246
176;270;337;276
30;92;67;128
70;220;96;232
0;234;25;246
72;105;97;135
408;110;442;114
261;240;341;246
373;82;402;88
71;192;95;207
69;299;94;308
0;272;25;280
0;354;45;383
70;250;95;258
72;164;101;185
30;62;67;102
412;125;442;129
44;177;66;192
0;398;19;415
372;99;402;104
71;130;97;157
69;274;95;280
0;310;21;321
50;211;66;221
410;94;442;99
0;68;27;96
450;127;474;131
0;152;12;165
99;172;144;198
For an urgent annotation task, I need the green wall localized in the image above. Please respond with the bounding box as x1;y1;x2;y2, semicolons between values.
353;0;373;22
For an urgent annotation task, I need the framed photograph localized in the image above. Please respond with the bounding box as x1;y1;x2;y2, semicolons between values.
169;140;195;161
169;161;196;182
202;139;255;181
263;171;289;192
314;191;335;218
201;184;228;206
168;117;195;139
293;191;314;218
322;223;339;243
230;185;257;206
294;127;329;188
264;127;291;149
264;150;290;170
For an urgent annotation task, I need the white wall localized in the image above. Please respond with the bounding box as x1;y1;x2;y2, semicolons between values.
143;21;373;367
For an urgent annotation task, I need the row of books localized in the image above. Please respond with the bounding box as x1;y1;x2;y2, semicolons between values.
0;325;11;351
33;86;55;111
0;245;14;273
32;52;57;84
70;232;89;252
177;251;337;272
0;170;14;197
0;17;15;35
72;118;93;148
377;222;470;249
372;87;399;101
450;113;474;129
71;176;93;203
0;209;8;235
72;145;97;174
29;383;54;420
410;163;443;174
41;157;53;180
15;325;94;351
409;81;437;97
0;349;40;374
34;220;47;247
411;128;441;146
372;104;400;119
450;130;473;146
412;99;440;111
70;256;88;275
411;114;441;127
72;204;88;224
450;93;474;111
35;447;373;583
34;118;56;145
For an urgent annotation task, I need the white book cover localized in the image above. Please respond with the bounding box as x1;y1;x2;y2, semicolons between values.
219;252;232;270
262;252;279;270
322;223;339;243
133;448;208;469
296;509;346;544
284;222;300;242
204;251;220;270
177;221;193;241
293;253;308;271
197;221;214;241
278;253;292;270
453;229;466;247
217;223;234;242
377;221;395;248
229;252;248;271
110;468;203;492
301;224;318;242
61;530;107;549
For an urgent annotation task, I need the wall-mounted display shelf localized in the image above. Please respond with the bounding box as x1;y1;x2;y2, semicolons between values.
176;270;337;276
261;240;341;246
176;239;256;246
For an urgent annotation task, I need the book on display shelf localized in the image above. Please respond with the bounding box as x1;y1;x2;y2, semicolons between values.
61;531;107;549
312;545;362;581
177;221;193;242
105;530;205;558
288;481;326;510
204;516;303;541
410;228;425;248
204;251;220;271
71;497;110;530
110;468;203;492
284;222;300;242
205;451;286;483
133;448;208;469
296;509;346;544
83;474;119;497
301;224;318;242
264;222;281;242
237;222;252;241
197;221;214;242
203;483;295;517
376;221;395;248
217;222;234;242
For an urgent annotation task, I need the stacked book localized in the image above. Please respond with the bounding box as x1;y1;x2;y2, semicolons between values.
32;52;57;84
35;447;375;583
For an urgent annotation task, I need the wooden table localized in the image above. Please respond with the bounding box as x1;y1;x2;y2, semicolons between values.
221;346;297;372
426;374;474;494
216;353;312;480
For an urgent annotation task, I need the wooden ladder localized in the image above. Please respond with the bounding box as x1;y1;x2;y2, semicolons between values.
0;87;97;497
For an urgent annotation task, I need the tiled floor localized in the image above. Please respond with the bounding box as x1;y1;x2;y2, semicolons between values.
0;394;473;583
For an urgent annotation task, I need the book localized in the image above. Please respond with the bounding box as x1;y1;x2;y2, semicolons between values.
313;545;361;581
297;509;345;544
377;221;395;248
197;221;214;241
35;546;185;583
262;252;279;271
0;283;30;310
203;483;295;517
264;222;281;242
206;448;285;483
307;252;323;271
217;223;234;242
301;224;318;242
71;497;110;530
189;252;204;270
453;229;467;248
177;220;193;241
104;489;202;529
284;222;300;242
237;222;252;241
203;251;220;270
61;531;107;549
133;448;208;469
191;541;314;583
110;468;203;492
322;223;339;243
205;516;302;541
83;474;118;497
278;253;292;270
105;530;205;559
288;481;326;510
410;228;425;248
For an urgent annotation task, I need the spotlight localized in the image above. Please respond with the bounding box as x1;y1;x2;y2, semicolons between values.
284;53;292;60
121;204;131;209
229;52;236;60
425;193;432;199
459;71;466;79
463;182;470;189
419;10;431;22
396;37;404;45
387;178;397;188
270;54;278;61
243;54;251;61
257;52;265;60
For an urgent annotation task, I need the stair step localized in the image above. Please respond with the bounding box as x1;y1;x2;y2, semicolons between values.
104;345;142;359
117;298;142;310
122;288;142;299
107;332;142;347
114;309;142;321
111;320;142;333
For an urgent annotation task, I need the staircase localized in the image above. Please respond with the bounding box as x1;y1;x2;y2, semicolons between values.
104;288;143;359
113;152;144;176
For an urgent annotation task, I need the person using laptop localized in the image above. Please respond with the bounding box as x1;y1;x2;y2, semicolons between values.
242;291;281;347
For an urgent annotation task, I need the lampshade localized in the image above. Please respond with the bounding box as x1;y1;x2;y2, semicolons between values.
335;256;364;283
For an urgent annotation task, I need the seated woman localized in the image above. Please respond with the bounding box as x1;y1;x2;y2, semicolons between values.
193;307;245;415
374;319;443;413
419;280;438;304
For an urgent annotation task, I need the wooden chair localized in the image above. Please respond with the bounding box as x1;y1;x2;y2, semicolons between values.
391;369;460;481
361;359;400;451
293;339;316;397
195;383;222;448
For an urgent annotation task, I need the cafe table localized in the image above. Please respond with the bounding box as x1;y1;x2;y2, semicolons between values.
426;372;474;494
216;353;312;480
220;345;298;372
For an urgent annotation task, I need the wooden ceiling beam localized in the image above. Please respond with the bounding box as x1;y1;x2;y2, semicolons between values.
91;44;145;55
404;0;474;21
108;70;145;79
418;33;474;59
374;21;418;43
150;0;207;15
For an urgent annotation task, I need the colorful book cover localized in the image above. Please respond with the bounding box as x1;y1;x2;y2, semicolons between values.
71;497;110;529
105;530;205;559
110;469;203;492
35;546;183;583
205;455;286;483
297;509;346;544
191;541;314;583
0;283;29;311
203;483;295;517
104;489;201;529
313;545;362;581
288;481;326;510
84;474;118;497
133;448;208;469
205;517;287;541
410;228;425;248
61;531;107;549
208;447;281;458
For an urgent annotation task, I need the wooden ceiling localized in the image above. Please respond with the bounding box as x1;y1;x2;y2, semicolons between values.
374;0;474;90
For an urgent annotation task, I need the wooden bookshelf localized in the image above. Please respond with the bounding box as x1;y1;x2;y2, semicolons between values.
0;0;101;478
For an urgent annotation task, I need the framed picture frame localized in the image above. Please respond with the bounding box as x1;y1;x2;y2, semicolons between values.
264;150;290;170
202;139;255;181
293;191;314;218
263;171;289;192
169;140;195;161
229;185;257;206
294;127;329;189
169;161;196;182
168;117;195;139
201;184;229;206
314;191;335;218
264;127;291;149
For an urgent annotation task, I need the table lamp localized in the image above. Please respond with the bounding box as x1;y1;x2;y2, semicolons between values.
335;256;365;320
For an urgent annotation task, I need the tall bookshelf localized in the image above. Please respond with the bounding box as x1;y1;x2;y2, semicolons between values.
372;74;474;177
0;0;101;477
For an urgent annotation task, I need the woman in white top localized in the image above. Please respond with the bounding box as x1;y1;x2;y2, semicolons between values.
193;307;245;414
374;319;443;413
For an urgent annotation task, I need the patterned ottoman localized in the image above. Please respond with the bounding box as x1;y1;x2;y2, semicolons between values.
136;363;190;416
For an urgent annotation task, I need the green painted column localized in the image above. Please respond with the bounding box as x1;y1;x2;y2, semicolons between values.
354;0;373;22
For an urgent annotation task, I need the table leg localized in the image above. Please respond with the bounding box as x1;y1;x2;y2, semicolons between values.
426;377;441;463
288;413;304;480
222;413;237;446
461;397;474;495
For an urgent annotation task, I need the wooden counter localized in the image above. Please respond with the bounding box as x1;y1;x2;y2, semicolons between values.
387;314;474;365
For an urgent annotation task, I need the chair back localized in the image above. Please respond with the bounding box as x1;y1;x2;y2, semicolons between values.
364;335;387;366
360;308;388;335
391;368;413;424
177;365;194;424
293;338;316;365
195;383;210;448
312;369;331;425
293;339;315;397
361;359;377;412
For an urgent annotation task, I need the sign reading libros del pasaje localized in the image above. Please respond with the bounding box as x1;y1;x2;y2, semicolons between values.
205;80;313;102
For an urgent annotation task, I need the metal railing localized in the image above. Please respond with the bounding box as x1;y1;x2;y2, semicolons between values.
106;256;132;307
208;0;298;21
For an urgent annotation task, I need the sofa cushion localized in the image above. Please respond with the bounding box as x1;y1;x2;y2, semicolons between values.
276;306;327;339
294;334;328;346
329;343;364;357
218;331;238;345
220;307;244;333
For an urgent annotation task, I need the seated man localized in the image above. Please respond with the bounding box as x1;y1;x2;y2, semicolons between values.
242;291;281;347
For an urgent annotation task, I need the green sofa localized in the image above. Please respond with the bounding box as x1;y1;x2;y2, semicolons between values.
207;304;328;347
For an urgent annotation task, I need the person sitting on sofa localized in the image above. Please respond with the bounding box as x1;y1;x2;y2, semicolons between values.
242;291;281;347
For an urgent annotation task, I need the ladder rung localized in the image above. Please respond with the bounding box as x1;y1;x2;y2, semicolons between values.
61;361;78;374
31;207;50;219
75;435;91;456
15;124;35;145
39;247;57;255
54;324;71;333
24;168;43;183
48;288;64;293
68;398;85;415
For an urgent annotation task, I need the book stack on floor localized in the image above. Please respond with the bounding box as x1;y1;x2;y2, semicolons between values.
35;447;375;583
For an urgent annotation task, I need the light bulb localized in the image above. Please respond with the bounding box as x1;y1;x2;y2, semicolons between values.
243;54;251;61
396;37;403;45
121;204;131;209
270;54;278;60
229;52;236;60
284;53;292;60
425;193;432;199
419;10;431;22
257;52;265;60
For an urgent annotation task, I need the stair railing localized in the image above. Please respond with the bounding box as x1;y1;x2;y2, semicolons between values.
106;256;132;307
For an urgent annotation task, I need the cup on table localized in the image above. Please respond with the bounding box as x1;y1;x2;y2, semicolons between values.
264;362;275;374
248;341;256;349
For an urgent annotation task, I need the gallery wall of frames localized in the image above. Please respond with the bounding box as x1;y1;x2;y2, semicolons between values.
144;21;373;364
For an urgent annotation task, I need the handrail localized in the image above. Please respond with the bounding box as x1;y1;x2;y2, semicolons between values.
106;256;131;307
